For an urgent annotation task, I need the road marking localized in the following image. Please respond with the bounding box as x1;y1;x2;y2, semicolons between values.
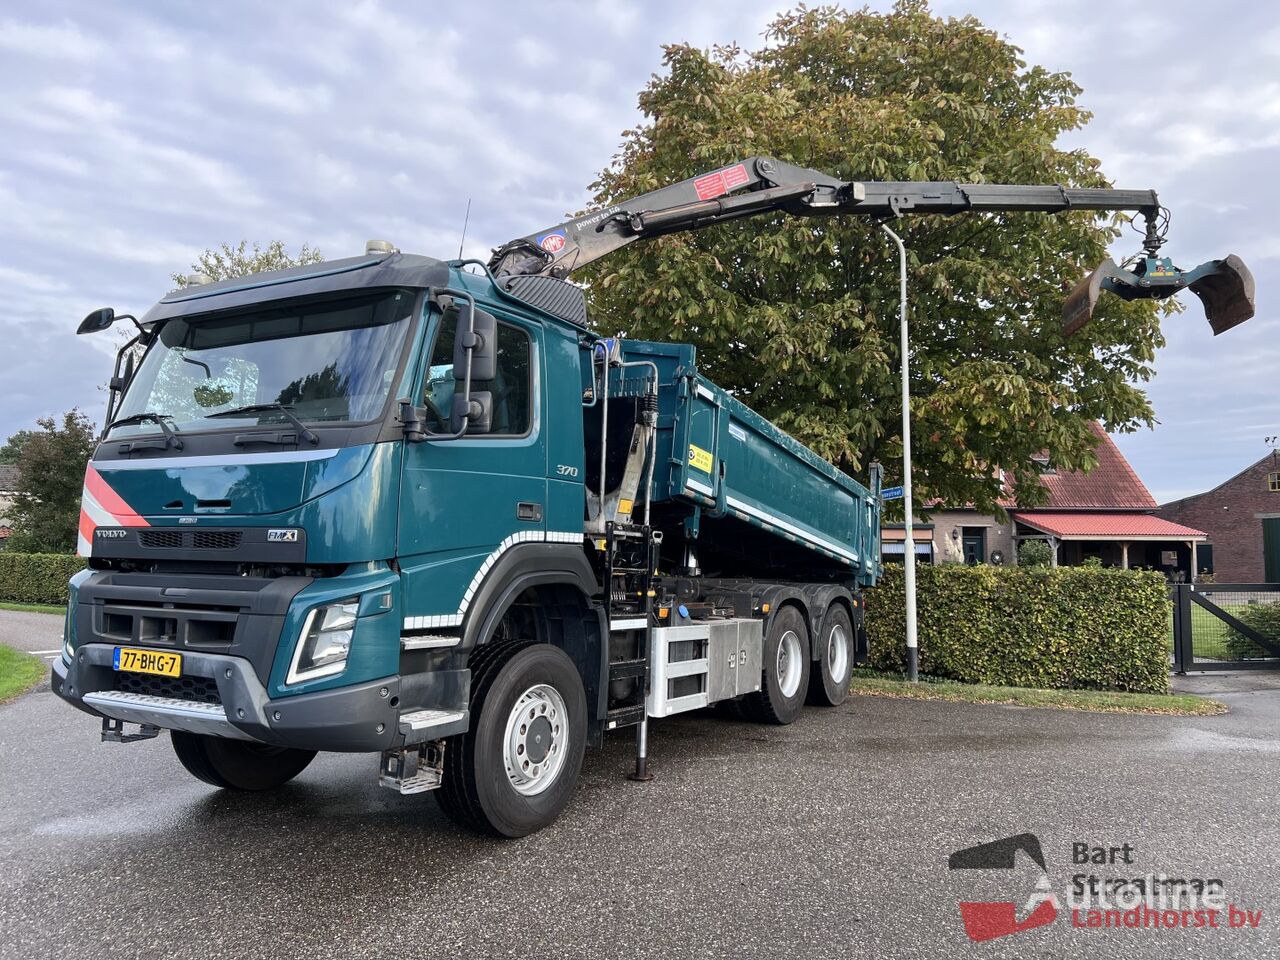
30;649;61;655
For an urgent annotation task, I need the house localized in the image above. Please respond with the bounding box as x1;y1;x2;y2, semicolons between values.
883;423;1208;579
0;464;17;547
1155;450;1280;582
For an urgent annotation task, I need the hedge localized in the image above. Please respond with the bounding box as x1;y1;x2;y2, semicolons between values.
0;553;85;606
1224;601;1280;660
864;564;1170;694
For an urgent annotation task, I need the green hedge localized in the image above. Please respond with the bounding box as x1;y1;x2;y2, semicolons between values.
864;564;1170;694
1225;601;1280;660
0;553;85;606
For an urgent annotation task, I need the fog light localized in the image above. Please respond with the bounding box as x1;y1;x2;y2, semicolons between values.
286;598;359;684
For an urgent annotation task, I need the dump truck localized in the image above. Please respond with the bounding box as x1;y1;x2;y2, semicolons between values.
54;156;1254;836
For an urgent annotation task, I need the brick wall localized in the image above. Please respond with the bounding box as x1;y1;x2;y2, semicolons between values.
1156;455;1280;582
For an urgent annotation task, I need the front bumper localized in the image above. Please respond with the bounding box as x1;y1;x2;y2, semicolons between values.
52;644;414;752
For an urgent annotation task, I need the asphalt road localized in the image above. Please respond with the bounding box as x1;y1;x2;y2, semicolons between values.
3;611;1279;959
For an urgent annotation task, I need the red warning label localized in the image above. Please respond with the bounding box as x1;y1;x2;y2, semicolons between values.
694;163;749;201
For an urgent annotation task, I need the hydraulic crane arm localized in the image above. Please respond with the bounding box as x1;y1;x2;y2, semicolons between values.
488;156;1254;335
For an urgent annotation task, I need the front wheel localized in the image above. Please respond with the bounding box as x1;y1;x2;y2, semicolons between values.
170;732;316;791
807;604;854;706
436;642;587;838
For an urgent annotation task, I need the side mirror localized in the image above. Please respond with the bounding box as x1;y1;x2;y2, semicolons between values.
451;391;492;434
453;305;497;382
78;307;117;335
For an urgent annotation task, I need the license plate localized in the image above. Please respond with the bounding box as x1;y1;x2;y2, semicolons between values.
113;647;182;678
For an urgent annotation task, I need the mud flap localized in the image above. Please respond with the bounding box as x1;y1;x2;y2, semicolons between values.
1189;254;1255;335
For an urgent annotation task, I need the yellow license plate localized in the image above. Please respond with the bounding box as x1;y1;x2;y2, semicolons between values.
113;647;182;678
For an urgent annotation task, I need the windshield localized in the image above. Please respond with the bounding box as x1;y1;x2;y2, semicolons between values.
110;290;415;438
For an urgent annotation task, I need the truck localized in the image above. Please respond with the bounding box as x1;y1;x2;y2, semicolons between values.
53;156;1253;836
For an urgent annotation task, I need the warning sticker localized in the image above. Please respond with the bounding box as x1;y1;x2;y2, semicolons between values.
688;444;714;474
693;164;749;201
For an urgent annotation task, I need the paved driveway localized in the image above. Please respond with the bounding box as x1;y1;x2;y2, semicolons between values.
2;611;1278;959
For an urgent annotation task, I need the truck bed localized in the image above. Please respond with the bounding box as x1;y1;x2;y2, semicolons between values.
617;340;880;587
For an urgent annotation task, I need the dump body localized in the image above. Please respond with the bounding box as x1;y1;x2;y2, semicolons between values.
614;340;880;587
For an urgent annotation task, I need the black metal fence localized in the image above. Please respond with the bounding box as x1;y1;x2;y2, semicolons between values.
1170;583;1280;673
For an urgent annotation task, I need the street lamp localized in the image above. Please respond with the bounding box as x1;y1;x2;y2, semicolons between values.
880;223;918;683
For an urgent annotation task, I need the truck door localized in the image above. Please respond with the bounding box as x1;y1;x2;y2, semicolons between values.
398;308;547;628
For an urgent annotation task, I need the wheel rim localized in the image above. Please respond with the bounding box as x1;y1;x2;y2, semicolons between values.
775;630;802;698
827;623;850;685
503;683;569;796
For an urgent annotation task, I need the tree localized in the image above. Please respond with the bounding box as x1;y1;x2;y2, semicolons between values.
0;430;36;465
7;411;97;554
582;2;1164;515
171;240;324;287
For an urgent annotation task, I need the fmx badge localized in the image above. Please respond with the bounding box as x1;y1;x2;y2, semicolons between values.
537;230;566;254
267;528;299;543
949;833;1058;943
688;444;713;474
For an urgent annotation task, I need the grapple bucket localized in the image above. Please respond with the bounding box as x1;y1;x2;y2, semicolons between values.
1189;254;1255;335
1062;253;1256;336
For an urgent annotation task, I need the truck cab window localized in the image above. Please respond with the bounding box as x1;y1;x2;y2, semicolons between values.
426;317;532;436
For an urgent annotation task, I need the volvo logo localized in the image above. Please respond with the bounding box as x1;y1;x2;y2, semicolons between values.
267;528;299;543
95;528;128;539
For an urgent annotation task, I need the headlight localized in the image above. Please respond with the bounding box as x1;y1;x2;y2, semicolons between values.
287;598;358;684
62;632;73;664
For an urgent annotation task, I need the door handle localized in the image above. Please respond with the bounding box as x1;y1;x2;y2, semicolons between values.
517;502;543;522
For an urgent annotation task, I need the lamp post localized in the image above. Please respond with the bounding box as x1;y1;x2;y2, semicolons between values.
880;222;918;683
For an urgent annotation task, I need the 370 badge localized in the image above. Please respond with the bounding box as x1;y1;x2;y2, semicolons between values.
267;528;299;543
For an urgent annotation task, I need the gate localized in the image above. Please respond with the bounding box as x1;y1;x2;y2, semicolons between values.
1170;583;1280;673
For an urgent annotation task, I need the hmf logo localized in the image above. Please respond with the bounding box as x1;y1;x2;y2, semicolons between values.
948;834;1057;943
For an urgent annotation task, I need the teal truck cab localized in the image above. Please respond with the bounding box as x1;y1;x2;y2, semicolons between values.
54;158;1252;836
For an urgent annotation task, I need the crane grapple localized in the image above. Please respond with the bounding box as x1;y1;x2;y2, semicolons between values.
1063;253;1255;337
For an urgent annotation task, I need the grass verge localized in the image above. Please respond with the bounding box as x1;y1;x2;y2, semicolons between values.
0;644;47;704
0;601;66;616
849;671;1226;716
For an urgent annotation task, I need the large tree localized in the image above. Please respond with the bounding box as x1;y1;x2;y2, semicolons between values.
6;411;97;553
171;240;323;287
583;2;1164;514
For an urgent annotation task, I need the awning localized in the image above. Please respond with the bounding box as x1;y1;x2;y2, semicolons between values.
881;527;935;542
1013;512;1206;541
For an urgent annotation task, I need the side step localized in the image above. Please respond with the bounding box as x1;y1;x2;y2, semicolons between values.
398;708;468;742
379;741;446;795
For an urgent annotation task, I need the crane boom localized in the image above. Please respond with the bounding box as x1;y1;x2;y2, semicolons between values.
487;155;1253;335
488;156;1159;279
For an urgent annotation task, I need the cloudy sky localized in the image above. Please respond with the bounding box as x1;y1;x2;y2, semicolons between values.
1;0;1275;501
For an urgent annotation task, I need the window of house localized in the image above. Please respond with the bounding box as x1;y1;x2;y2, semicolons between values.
1031;455;1056;475
426;318;533;436
1269;472;1280;492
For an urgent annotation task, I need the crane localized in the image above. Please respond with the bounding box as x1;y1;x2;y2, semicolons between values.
488;156;1255;335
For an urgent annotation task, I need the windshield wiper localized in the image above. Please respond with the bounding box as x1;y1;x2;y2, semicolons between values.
107;412;183;451
206;403;319;445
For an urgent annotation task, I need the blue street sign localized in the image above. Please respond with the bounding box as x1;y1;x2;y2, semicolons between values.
881;485;904;501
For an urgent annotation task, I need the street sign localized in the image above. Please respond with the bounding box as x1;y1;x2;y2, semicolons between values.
881;485;904;501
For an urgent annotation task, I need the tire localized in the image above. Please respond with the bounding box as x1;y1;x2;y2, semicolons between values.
170;731;316;791
436;642;587;838
742;605;811;725
807;603;854;707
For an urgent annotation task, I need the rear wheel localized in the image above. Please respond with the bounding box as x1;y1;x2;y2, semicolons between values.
170;732;316;791
807;604;854;706
436;642;586;838
742;605;810;725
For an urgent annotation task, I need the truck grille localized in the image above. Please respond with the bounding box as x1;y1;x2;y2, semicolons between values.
137;530;242;550
113;672;222;705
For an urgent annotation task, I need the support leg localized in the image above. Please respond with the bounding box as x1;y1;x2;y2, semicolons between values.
627;717;653;781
